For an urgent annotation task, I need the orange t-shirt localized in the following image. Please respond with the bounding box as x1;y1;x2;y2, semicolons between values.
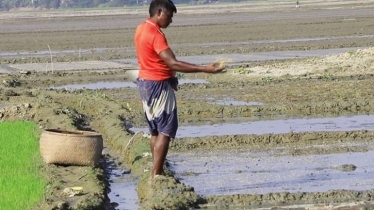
134;18;173;81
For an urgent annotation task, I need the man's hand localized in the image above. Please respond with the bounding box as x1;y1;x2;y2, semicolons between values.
207;62;226;73
169;77;179;91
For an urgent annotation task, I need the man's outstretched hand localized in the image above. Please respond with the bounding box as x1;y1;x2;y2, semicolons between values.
207;62;226;73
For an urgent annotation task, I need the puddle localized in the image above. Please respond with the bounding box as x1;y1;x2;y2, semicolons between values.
0;66;12;74
50;79;208;90
104;158;139;210
130;115;374;138
170;148;374;196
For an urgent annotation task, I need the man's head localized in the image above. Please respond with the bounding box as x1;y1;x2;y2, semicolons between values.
149;0;177;28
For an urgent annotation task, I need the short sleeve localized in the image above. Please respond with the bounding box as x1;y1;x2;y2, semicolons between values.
153;33;170;54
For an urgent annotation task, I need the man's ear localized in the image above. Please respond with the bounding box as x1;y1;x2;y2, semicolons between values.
156;8;163;17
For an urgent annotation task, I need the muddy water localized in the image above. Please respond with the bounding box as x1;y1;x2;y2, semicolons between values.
50;79;208;90
105;158;139;210
131;115;374;138
0;66;11;74
170;147;374;196
107;169;139;210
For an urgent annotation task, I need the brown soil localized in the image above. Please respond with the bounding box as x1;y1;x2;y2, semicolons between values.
2;0;374;209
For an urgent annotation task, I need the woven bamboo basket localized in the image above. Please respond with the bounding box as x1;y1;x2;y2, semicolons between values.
40;129;103;167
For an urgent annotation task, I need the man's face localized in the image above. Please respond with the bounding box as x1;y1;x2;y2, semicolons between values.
158;9;173;28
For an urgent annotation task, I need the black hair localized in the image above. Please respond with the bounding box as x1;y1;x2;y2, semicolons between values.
149;0;177;17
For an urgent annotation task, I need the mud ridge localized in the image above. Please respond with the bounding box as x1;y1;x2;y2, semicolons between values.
170;130;374;152
203;189;374;209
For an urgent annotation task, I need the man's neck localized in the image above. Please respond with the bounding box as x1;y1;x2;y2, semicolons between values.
149;17;159;26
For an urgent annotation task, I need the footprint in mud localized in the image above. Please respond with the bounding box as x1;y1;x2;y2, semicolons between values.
330;164;357;172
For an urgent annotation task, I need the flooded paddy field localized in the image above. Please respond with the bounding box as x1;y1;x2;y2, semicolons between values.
171;147;374;195
2;0;374;209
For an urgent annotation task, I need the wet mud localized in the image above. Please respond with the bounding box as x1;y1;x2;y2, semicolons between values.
2;1;374;209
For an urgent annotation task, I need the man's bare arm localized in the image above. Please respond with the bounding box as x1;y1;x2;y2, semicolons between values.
159;48;224;73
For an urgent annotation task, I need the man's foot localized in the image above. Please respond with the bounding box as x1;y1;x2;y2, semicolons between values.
148;174;164;185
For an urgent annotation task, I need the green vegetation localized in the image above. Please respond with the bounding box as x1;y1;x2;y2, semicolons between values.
232;66;254;74
176;72;185;79
125;134;152;176
262;76;274;83
0;121;46;210
347;50;356;56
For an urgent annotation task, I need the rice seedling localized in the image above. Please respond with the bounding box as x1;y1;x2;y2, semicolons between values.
0;121;46;210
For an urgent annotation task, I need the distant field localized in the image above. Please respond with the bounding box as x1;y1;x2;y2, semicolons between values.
0;0;372;19
0;0;373;62
0;121;46;210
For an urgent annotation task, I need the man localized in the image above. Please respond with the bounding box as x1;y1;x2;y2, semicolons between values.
134;0;224;180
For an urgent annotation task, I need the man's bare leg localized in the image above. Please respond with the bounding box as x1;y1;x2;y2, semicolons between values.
151;133;170;179
150;135;157;161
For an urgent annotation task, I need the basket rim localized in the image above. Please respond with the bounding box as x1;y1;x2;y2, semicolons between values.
43;129;102;137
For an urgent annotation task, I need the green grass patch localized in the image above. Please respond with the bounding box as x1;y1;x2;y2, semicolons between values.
126;136;152;176
0;121;46;210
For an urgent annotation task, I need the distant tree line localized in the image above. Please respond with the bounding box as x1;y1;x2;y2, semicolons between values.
0;0;135;10
0;0;234;10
